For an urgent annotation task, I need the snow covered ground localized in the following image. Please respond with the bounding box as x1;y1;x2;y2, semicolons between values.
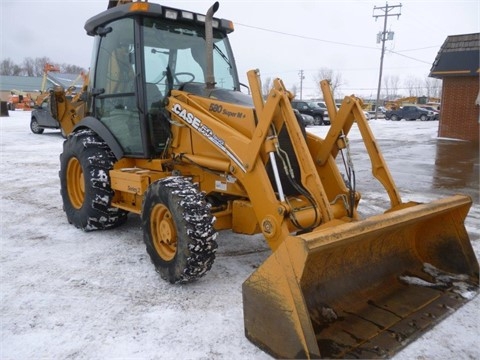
1;110;479;359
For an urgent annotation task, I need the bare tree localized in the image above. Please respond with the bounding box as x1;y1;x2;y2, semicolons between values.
33;57;53;76
0;58;22;75
424;77;442;99
262;77;272;98
383;74;401;99
0;58;15;75
1;57;86;79
383;77;391;99
313;67;344;100
403;76;423;97
23;57;35;76
290;84;298;98
60;63;87;74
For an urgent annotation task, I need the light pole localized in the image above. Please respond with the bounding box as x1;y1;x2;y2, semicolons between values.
373;2;402;119
298;70;305;100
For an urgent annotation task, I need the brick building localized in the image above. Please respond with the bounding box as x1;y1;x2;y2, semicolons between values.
429;33;479;142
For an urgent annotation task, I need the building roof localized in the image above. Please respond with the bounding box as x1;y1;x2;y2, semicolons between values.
0;76;42;92
429;33;480;78
0;73;81;93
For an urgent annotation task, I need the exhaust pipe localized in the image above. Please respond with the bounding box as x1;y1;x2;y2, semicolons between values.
205;2;219;89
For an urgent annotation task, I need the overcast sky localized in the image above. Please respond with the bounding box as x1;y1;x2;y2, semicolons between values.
1;0;479;98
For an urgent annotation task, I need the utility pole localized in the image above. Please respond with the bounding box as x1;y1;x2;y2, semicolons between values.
373;2;402;119
298;70;305;99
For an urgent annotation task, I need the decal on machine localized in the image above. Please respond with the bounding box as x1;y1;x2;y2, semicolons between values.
172;103;224;146
171;103;246;172
209;103;246;119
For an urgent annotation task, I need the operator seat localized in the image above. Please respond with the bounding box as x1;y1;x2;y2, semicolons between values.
145;83;169;152
146;83;163;111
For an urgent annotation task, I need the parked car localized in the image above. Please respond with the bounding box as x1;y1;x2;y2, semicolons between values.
30;100;67;138
300;113;315;127
385;105;434;121
362;110;371;120
377;106;387;114
327;101;371;121
293;109;314;127
422;106;440;120
374;106;387;118
291;100;330;125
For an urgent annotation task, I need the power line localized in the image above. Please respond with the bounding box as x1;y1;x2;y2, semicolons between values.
395;45;441;52
235;22;378;50
236;22;436;65
386;49;432;64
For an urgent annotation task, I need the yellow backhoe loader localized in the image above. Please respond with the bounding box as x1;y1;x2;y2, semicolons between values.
58;1;478;358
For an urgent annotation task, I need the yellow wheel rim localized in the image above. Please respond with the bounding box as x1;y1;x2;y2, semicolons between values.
151;204;177;261
66;157;85;209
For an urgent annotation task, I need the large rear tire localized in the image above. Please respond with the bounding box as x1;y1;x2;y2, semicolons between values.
59;129;128;231
142;176;218;284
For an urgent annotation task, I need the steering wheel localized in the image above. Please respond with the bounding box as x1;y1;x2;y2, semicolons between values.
174;72;195;84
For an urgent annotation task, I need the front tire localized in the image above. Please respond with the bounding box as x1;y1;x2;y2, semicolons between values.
314;115;323;126
59;129;128;231
142;177;218;284
30;117;44;134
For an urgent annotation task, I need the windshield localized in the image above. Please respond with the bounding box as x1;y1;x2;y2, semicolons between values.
307;102;321;109
142;18;237;97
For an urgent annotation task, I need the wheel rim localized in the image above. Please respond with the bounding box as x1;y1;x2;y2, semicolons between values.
151;204;177;261
66;157;85;209
32;120;39;132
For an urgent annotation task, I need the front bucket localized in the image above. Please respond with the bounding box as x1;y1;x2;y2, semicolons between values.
243;195;479;359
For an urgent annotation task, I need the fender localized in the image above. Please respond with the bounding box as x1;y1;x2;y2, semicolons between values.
72;116;124;160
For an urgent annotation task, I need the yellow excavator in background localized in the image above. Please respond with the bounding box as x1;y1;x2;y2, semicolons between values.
34;69;90;135
384;96;441;110
46;70;89;135
57;1;478;358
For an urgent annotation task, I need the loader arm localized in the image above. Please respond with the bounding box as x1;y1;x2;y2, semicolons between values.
319;79;402;209
167;89;291;250
247;70;336;225
167;69;345;250
51;85;88;136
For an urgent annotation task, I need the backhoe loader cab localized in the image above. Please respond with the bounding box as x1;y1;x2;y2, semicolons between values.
83;1;244;158
59;1;478;359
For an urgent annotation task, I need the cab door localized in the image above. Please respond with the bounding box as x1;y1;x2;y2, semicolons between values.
92;17;144;155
